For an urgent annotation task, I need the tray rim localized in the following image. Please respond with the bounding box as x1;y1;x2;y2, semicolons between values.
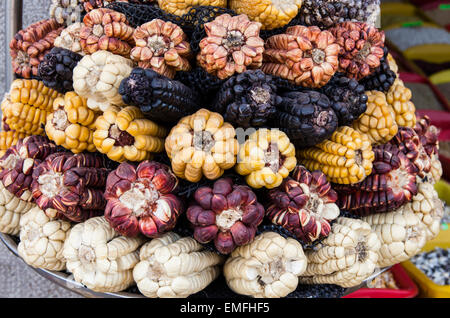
0;231;391;298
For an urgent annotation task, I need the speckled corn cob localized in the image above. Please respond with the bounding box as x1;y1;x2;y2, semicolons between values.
296;126;374;184
1;79;62;135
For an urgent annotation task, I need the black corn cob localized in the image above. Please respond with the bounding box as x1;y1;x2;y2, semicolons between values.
360;47;397;93
119;68;201;125
213;70;281;128
37;47;83;94
322;72;368;126
273;90;338;148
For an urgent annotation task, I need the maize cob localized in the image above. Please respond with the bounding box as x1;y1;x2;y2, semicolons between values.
229;0;303;30
235;128;297;189
296;126;374;184
1;79;62;135
45;92;99;154
385;79;416;128
18;206;71;271
298;217;380;288
362;208;427;268
224;231;307;298
133;232;224;298
353;90;398;145
0;130;29;157
93;106;167;162
165;109;240;182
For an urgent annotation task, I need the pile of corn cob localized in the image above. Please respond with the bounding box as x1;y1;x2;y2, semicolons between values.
0;0;445;299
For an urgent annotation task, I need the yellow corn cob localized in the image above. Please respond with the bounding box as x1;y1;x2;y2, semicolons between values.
235;128;297;189
165;109;240;182
0;130;29;157
353;90;398;145
297;126;374;184
385;79;416;128
158;0;227;16
45;92;100;154
229;0;303;30
93;106;167;162
1;79;62;135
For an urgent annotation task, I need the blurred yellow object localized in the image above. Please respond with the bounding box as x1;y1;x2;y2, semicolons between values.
434;180;450;206
429;69;450;86
403;44;450;64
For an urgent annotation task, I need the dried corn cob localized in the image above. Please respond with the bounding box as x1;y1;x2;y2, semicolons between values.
10;19;64;78
165;109;240;182
266;165;340;243
224;231;307;298
45;92;99;154
296;126;374;184
130;19;191;79
119;68;201;125
0;135;60;200
353;90;398;145
1;79;62;135
31;152;110;223
362;209;427;268
0;181;36;235
18;206;71;271
385;79;416;128
93;106;167;162
197;14;264;80
298;217;380;288
133;232;225;298
235;128;297;189
229;0;303;30
0;130;29;157
80;8;136;57
334;143;419;216
158;0;227;16
63;216;145;292
72;50;133;112
404;181;444;240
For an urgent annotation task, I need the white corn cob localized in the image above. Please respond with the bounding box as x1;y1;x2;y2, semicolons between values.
403;181;444;240
63;216;145;292
18;206;71;271
0;182;36;235
133;232;224;298
224;231;307;298
362;209;427;268
73;50;133;112
299;217;381;288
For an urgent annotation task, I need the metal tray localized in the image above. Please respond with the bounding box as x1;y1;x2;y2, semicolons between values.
0;231;391;298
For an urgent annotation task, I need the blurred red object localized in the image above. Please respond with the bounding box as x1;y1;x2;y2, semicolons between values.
343;264;418;298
